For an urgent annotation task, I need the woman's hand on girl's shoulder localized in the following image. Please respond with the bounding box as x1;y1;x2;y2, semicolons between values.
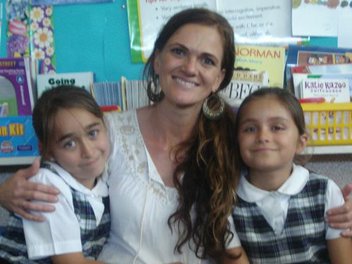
327;183;352;237
0;158;60;221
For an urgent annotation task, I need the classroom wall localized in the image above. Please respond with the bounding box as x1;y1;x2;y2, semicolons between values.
53;1;144;81
0;0;144;81
0;0;341;82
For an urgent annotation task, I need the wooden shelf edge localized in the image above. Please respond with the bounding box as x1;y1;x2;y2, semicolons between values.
1;146;351;165
304;145;352;155
0;156;37;166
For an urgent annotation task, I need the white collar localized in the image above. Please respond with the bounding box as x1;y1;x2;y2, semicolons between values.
46;161;109;197
237;164;309;203
45;162;109;225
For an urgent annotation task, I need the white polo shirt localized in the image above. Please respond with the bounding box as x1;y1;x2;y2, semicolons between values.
23;162;109;259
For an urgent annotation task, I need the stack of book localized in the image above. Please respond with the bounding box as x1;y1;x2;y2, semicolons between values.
286;45;352;147
92;77;149;111
286;45;352;103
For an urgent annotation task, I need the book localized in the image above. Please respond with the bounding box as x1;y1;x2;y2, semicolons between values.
291;64;352;102
220;44;285;108
0;116;39;159
92;81;123;108
292;63;352;75
220;70;269;107
0;58;34;117
300;76;350;103
286;45;352;89
287;45;352;68
235;44;286;88
36;72;94;98
92;77;149;111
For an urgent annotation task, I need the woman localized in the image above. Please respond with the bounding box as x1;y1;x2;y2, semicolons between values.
0;8;351;264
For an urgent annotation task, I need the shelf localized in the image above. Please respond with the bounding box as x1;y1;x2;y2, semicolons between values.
0;156;37;166
305;145;352;155
0;147;351;165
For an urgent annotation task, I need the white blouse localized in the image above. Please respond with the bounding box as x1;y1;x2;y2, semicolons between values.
98;110;240;264
24;162;109;259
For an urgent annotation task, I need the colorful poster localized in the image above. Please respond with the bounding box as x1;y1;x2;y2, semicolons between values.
6;0;31;57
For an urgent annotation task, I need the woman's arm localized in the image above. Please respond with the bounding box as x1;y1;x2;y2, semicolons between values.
327;184;352;237
0;158;59;221
51;252;104;264
220;247;249;264
325;181;352;264
327;237;352;264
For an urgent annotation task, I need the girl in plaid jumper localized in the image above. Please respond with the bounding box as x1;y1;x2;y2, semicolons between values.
232;87;352;263
0;86;110;264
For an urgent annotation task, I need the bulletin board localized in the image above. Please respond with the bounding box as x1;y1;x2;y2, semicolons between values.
0;0;144;81
0;0;340;82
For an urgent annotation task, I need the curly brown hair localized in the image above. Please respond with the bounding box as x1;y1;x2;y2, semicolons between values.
169;105;240;259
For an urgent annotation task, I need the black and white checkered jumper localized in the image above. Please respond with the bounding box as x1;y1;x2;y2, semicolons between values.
72;188;110;259
233;173;330;264
0;173;110;263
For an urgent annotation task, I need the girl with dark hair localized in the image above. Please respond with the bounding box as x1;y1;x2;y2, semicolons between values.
233;88;352;263
0;86;110;263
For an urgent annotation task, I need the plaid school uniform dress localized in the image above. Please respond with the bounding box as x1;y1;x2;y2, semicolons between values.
233;173;330;264
72;187;111;259
0;164;110;263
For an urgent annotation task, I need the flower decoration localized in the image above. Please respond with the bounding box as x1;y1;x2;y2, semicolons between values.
6;1;56;73
30;5;56;73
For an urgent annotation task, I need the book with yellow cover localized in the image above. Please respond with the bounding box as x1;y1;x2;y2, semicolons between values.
235;44;286;88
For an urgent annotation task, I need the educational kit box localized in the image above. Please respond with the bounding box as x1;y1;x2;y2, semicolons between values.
0;116;39;158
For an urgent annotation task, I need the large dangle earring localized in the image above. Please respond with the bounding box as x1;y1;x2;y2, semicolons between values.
147;77;164;102
202;93;225;120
